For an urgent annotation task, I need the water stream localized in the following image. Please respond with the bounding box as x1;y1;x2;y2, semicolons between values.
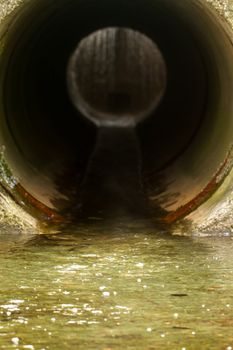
0;220;233;349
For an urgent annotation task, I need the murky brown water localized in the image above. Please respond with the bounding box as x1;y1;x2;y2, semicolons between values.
0;219;233;349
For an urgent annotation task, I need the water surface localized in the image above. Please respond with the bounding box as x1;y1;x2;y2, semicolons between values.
0;220;233;349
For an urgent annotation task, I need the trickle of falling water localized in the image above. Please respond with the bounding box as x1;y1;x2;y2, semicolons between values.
67;27;167;218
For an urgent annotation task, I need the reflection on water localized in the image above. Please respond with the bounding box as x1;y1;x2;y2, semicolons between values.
0;220;233;349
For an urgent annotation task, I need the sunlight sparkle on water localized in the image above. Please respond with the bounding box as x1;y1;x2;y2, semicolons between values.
1;224;233;349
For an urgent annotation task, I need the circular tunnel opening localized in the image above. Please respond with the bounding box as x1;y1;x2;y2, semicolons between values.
0;0;233;223
67;27;167;127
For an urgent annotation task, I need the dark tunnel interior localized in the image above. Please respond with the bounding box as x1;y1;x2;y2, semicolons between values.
0;0;232;222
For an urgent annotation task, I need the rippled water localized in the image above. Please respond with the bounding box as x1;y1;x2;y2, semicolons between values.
1;219;233;349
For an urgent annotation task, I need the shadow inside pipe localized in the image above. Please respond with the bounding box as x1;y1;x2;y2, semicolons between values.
52;127;168;221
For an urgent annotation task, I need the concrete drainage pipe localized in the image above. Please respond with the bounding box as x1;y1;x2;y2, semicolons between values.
0;0;232;232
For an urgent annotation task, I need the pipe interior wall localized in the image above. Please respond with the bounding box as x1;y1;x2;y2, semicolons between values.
0;0;232;223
